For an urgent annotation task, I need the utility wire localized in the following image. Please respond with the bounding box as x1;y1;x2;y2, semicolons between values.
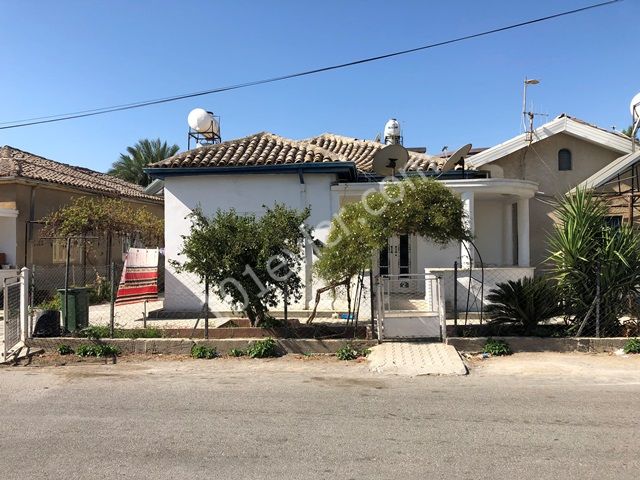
0;0;621;130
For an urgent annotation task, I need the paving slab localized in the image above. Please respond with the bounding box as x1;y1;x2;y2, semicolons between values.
367;342;467;376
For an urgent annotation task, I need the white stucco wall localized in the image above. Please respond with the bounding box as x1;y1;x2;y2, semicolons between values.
0;216;18;266
163;173;339;314
473;199;504;266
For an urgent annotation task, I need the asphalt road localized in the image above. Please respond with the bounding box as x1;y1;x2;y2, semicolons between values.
1;354;639;479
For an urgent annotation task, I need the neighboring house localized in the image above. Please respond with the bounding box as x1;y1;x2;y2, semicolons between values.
0;146;164;278
466;114;634;269
147;131;538;316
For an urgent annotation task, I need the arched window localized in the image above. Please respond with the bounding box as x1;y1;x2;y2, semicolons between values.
558;149;572;171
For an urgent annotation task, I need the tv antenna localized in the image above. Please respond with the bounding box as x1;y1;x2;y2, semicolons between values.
522;78;547;141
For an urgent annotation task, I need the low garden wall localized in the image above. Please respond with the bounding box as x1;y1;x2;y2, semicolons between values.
447;336;633;353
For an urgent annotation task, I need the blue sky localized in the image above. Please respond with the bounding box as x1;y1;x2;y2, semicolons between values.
1;0;638;172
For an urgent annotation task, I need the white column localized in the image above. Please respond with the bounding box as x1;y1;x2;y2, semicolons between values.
20;267;29;342
517;198;530;267
502;202;513;266
461;191;475;268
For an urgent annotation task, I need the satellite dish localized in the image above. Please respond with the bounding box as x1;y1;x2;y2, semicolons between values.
188;108;220;139
630;92;640;121
372;144;409;177
441;143;472;172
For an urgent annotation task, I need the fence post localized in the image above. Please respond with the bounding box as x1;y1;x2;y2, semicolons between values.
20;267;30;342
204;277;209;340
595;260;601;338
453;261;458;327
437;276;447;342
109;262;115;338
376;281;384;343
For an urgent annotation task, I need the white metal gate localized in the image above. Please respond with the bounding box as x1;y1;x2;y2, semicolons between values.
1;269;28;362
375;273;446;341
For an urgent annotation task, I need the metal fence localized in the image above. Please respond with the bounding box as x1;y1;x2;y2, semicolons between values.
2;276;22;361
375;274;445;341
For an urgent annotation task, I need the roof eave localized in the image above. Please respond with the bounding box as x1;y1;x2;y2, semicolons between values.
145;162;358;180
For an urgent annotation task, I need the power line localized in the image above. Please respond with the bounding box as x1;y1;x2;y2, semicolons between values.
0;0;621;131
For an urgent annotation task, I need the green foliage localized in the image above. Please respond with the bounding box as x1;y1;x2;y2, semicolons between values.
56;344;74;355
623;338;640;354
486;276;563;335
621;125;638;141
78;325;163;339
258;316;286;328
246;338;280;358
191;344;217;359
335;343;371;360
548;188;640;334
228;348;246;357
482;338;512;356
109;138;180;187
315;178;469;285
76;344;121;357
41;196;163;247
38;295;62;311
173;204;310;326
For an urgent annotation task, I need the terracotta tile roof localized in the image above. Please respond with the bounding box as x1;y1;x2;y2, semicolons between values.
151;131;442;173
0;145;161;203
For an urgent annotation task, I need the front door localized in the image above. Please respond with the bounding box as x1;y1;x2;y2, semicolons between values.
378;234;412;292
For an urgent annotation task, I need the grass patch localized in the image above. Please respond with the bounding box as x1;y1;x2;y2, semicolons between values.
191;344;217;359
336;343;371;361
482;338;512;356
246;338;279;358
78;325;163;340
56;344;74;355
76;344;120;357
623;338;640;354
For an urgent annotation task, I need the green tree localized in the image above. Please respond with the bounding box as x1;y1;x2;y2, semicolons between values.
172;204;310;326
311;177;469;322
621;125;638;140
548;188;640;335
109;138;179;187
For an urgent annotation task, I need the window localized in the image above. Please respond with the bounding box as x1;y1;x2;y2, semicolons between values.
605;215;622;229
558;149;572;171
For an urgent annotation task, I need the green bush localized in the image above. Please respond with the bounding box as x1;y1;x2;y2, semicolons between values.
336;343;371;361
191;344;217;359
76;344;120;357
78;325;163;340
56;344;74;355
38;295;62;311
79;325;110;339
246;338;279;358
228;348;245;357
483;338;512;356
486;277;563;335
623;338;640;354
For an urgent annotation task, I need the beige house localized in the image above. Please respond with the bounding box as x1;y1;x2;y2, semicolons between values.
466;114;634;270
0;146;163;279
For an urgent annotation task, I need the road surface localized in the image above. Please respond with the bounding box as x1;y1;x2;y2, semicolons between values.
1;353;639;479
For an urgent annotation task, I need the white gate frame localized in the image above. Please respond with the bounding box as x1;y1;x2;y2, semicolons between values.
375;273;446;343
1;267;29;362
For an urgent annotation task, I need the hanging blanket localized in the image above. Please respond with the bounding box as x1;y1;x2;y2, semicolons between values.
115;248;159;305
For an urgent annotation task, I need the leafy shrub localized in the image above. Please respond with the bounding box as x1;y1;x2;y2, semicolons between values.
228;348;245;357
78;325;163;339
486;276;563;335
57;344;74;355
246;338;279;358
191;344;217;359
76;344;120;357
623;338;640;354
336;343;371;361
483;338;512;356
79;325;110;339
38;295;62;311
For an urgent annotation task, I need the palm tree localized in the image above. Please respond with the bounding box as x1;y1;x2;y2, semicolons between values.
109;138;179;187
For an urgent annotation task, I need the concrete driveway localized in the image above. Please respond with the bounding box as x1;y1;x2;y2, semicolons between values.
1;353;639;479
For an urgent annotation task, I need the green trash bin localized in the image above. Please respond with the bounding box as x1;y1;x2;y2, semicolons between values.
58;288;89;332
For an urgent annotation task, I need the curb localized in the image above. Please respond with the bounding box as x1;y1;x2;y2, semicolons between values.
447;336;633;353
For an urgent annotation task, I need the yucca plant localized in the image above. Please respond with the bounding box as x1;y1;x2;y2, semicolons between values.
548;188;640;335
486;276;563;334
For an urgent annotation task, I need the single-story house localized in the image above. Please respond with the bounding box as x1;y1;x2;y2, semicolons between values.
147;131;538;317
0;145;163;284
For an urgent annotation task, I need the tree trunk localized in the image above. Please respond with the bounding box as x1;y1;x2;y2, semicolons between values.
306;277;351;324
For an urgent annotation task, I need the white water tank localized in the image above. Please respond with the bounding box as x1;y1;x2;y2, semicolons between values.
384;118;401;144
187;108;220;139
